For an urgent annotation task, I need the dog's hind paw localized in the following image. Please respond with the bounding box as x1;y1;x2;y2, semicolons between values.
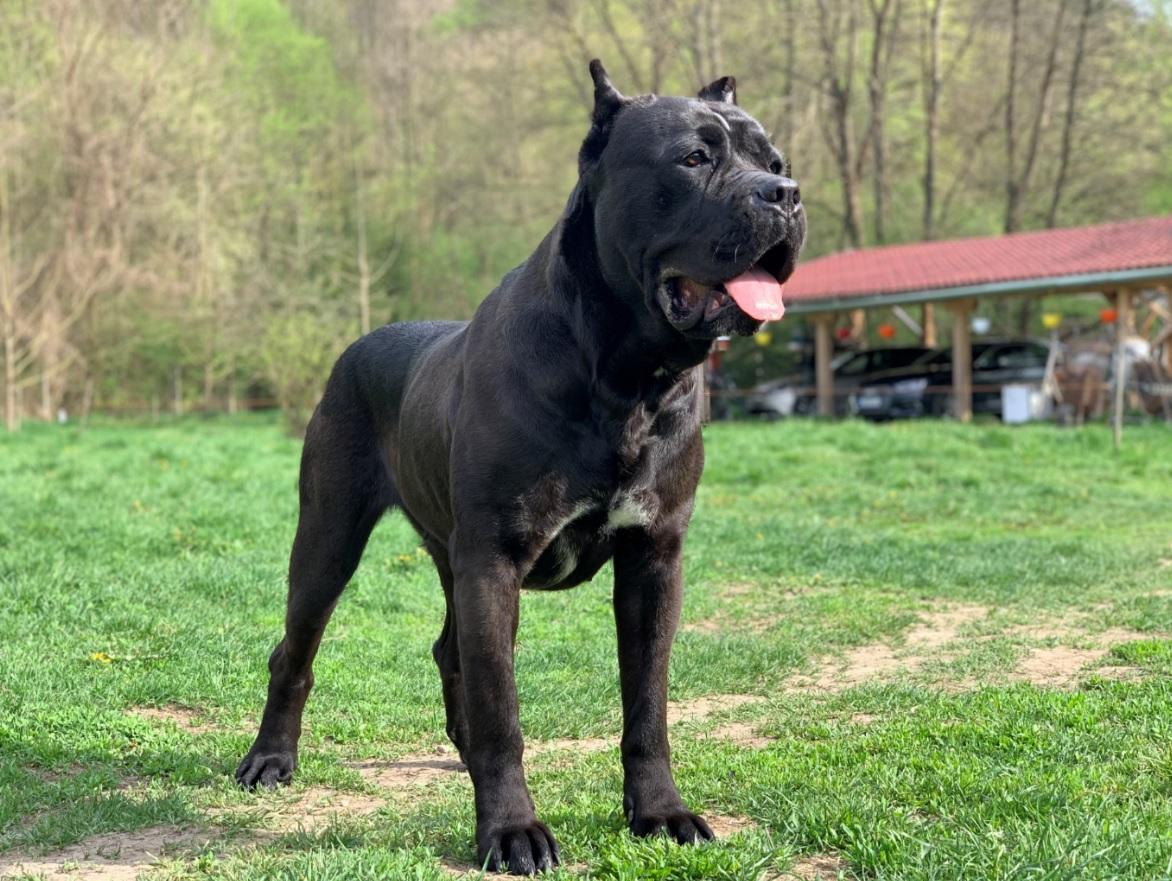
235;748;296;790
477;818;561;875
629;806;714;845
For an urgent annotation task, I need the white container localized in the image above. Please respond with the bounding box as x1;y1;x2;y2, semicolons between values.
1002;384;1047;423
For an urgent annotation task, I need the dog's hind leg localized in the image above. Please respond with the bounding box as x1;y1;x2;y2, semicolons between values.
236;411;391;789
427;543;469;762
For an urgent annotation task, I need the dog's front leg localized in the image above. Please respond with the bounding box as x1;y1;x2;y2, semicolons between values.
613;526;714;844
452;550;560;875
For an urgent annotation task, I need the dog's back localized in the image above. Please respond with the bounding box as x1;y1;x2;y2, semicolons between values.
326;320;466;429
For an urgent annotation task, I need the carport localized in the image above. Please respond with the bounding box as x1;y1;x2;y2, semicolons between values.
783;216;1172;432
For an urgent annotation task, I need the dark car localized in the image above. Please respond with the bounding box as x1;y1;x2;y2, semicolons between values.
746;346;937;418
850;339;1052;420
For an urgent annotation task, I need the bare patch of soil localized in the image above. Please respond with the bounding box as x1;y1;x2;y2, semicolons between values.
209;783;387;836
905;604;988;649
795;604;1158;693
710;721;772;749
523;693;767;759
769;852;850;879
527;737;612;757
667;693;765;724
1010;628;1150;687
1004;622;1081;640
0;826;211;881
706;814;757;837
28;764;84;785
348;752;467;790
440;856;508;878
1014;646;1104;687
280;786;386;830
128;705;218;735
790;603;989;693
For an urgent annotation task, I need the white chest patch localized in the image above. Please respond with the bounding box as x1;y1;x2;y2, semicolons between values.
606;491;657;531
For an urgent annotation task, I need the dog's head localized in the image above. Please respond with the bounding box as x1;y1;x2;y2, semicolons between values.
576;60;806;340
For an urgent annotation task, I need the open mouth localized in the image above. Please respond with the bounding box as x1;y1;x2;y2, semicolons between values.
660;240;793;326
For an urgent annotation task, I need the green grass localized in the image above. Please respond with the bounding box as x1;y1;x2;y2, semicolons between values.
1;415;1170;879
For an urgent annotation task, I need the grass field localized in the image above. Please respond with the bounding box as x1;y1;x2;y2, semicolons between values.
1;415;1171;880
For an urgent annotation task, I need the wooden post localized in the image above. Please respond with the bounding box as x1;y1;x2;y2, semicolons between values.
922;302;937;347
814;314;835;418
949;300;974;422
1113;289;1132;450
1160;285;1172;376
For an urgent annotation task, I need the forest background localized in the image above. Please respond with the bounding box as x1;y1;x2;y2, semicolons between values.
2;0;1170;431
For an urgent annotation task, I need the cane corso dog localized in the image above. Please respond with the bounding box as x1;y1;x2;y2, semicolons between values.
236;60;805;874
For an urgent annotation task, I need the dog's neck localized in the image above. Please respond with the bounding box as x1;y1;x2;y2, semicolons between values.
541;181;713;412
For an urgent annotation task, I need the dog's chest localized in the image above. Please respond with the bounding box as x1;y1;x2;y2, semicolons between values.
598;401;663;527
522;421;666;591
523;487;657;590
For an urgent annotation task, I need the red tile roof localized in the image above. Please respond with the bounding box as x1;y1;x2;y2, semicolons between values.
784;216;1172;305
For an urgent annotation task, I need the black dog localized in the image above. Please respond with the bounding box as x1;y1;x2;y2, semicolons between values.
237;60;805;875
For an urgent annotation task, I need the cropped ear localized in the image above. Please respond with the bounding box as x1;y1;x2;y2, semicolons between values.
589;58;625;124
698;75;737;105
579;59;628;175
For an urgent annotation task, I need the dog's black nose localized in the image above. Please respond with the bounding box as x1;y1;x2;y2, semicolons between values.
757;177;801;213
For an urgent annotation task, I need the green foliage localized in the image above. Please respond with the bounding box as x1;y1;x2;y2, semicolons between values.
260;313;348;435
210;0;360;166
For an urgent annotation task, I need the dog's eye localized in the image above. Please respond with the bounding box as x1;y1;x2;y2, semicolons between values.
769;158;783;175
681;150;710;168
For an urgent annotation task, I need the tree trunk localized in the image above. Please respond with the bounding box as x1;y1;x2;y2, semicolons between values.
922;0;943;241
203;360;215;411
3;324;16;432
1046;0;1095;228
355;155;372;336
227;354;238;414
816;0;864;249
866;0;900;245
1005;0;1069;235
40;370;51;421
1004;0;1021;235
80;374;94;427
839;118;864;249
784;0;797;146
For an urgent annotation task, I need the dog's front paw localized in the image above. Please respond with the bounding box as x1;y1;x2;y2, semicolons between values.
235;747;296;790
627;803;714;844
477;818;561;875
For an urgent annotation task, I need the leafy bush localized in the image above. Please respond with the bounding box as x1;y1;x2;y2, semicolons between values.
259;313;347;436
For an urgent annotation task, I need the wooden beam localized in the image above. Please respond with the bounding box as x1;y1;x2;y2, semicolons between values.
949;300;974;422
814;315;835;418
1113;289;1132;450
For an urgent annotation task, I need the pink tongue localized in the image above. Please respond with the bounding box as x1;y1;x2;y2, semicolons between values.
723;267;786;321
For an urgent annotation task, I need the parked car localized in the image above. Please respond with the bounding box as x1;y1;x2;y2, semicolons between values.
850;339;1052;420
746;346;937;418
